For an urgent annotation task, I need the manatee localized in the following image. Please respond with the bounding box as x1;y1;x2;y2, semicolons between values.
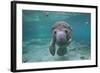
49;21;72;56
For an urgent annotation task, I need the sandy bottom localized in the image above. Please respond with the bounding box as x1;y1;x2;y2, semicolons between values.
22;39;90;63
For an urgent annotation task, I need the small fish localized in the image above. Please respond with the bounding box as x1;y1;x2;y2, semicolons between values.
44;12;49;16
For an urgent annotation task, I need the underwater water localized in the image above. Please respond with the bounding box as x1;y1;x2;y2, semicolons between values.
22;10;91;63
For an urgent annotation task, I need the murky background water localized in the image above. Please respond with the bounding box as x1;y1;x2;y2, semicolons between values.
22;10;91;63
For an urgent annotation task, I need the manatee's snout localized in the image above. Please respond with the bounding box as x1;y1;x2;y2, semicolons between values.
56;31;67;42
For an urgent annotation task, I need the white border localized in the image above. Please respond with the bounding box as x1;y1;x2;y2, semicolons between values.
16;4;96;70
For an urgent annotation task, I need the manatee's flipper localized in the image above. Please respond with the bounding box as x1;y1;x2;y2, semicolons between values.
49;31;56;56
49;45;56;56
57;47;67;56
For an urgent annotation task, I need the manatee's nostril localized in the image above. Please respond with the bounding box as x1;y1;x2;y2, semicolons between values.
60;38;63;41
60;36;64;39
59;35;65;41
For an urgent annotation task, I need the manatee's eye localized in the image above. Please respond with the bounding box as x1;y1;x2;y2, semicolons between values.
65;30;68;33
54;31;56;34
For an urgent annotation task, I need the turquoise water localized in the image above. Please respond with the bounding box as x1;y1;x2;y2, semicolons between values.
22;10;91;63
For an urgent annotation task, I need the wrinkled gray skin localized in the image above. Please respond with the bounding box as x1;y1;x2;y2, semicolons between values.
49;21;72;56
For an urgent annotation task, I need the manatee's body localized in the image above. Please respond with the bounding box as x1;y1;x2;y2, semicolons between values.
49;21;72;56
